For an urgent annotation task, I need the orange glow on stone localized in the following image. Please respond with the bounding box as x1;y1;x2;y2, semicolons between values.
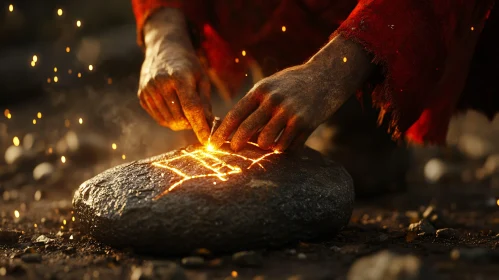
152;142;280;199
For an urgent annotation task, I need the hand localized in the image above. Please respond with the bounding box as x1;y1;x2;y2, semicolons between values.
211;36;374;152
138;8;212;144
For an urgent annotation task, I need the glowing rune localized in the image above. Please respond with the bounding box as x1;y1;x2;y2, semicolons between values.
152;143;280;200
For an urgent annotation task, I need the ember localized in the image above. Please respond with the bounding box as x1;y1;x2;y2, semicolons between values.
152;142;280;199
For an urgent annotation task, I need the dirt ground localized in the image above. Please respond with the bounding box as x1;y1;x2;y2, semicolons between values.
2;183;499;279
1;76;499;280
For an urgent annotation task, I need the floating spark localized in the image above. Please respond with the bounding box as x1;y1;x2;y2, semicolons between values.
152;142;280;200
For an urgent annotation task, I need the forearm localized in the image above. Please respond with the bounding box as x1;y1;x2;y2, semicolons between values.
143;7;195;54
307;35;375;108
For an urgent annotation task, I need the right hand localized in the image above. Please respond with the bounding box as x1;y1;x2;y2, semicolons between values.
138;9;212;144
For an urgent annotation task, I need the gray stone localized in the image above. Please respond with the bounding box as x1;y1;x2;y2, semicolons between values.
408;219;436;235
73;144;354;255
347;251;434;280
21;253;42;263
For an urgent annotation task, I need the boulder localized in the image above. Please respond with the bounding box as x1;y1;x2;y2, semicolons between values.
73;144;354;254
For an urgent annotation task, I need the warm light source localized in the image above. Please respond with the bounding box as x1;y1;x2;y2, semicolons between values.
8;4;13;12
152;142;280;199
57;8;63;16
54;76;59;83
61;156;66;163
37;112;42;118
88;65;93;71
79;118;83;124
242;50;246;57
76;20;82;27
14;210;20;218
66;47;71;53
112;143;117;150
281;26;287;32
343;57;348;63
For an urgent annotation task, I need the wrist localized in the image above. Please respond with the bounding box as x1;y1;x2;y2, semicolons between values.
143;7;194;52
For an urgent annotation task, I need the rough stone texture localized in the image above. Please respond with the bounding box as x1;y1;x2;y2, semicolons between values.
73;144;354;255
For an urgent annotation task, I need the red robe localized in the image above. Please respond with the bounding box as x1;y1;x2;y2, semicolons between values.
132;0;498;145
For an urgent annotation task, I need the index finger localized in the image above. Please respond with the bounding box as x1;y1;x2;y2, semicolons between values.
210;92;259;149
176;78;211;144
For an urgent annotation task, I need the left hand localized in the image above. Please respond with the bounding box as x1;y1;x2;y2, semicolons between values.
210;36;374;152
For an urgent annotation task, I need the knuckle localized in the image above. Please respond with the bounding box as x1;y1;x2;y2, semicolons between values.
293;116;308;129
265;92;284;106
254;79;272;92
154;73;176;86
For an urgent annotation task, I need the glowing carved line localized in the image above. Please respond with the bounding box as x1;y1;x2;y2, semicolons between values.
152;143;280;200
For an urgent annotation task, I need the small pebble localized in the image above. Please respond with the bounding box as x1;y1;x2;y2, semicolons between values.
181;256;204;268
23;133;41;151
23;247;36;254
297;253;307;260
21;253;42;263
35;235;54;245
33;162;55;181
408;219;436;235
232;251;263;267
0;229;22;244
330;246;341;253
4;145;24;165
286;249;297;255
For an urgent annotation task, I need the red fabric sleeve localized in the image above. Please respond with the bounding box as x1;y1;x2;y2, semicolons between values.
131;0;211;47
334;0;495;144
